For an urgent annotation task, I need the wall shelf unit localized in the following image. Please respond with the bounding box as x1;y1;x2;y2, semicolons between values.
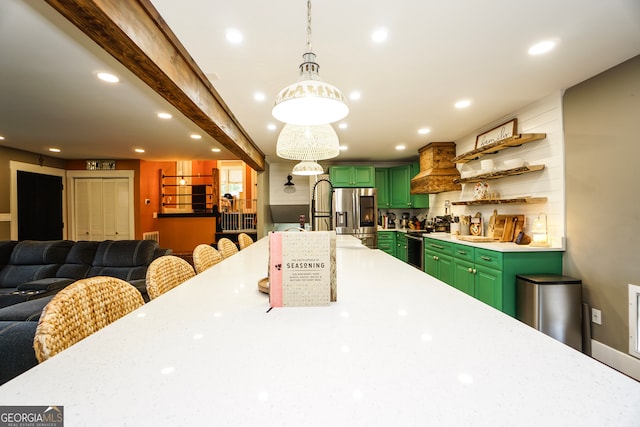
452;133;547;164
454;165;545;184
452;197;547;206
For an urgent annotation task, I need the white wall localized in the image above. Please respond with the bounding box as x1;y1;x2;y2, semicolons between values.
429;91;566;247
269;162;312;205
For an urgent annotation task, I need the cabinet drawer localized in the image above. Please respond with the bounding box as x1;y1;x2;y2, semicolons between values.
453;244;474;262
377;232;395;242
474;248;503;270
424;239;453;255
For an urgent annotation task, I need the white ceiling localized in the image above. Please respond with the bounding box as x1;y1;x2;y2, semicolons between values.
1;0;639;165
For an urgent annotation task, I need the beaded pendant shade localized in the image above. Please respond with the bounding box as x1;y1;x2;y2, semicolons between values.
272;0;348;126
291;160;324;176
276;123;339;161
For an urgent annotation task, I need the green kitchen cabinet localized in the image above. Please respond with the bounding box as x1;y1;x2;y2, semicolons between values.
389;164;429;209
395;232;408;262
426;238;563;317
423;239;454;285
375;168;390;208
329;166;375;188
377;231;396;256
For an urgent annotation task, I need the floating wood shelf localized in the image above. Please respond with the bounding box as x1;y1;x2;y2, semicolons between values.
454;165;545;184
452;133;547;163
451;197;547;206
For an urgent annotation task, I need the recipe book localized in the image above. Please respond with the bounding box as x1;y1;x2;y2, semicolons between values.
268;231;336;307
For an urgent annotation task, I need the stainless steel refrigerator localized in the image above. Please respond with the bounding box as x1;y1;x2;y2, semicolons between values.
333;187;377;248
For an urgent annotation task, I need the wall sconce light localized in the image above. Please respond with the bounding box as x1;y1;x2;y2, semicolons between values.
179;176;186;186
530;213;550;247
284;175;294;186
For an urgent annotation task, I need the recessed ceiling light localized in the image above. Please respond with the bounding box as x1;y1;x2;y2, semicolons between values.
211;148;221;153
157;112;172;119
267;123;277;131
49;148;61;153
254;92;266;102
371;28;388;43
225;29;243;44
418;128;431;135
395;144;406;150
190;134;202;140
528;40;556;55
0;136;5;140
339;145;348;151
455;99;472;109
96;72;119;83
338;123;348;130
134;148;145;153
349;91;361;101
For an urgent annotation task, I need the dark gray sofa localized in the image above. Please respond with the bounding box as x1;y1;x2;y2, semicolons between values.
0;239;170;308
0;239;172;385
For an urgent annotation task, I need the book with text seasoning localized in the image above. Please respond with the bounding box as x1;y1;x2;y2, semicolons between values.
269;231;336;307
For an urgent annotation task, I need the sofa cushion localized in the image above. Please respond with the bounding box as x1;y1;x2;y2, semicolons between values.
0;240;74;288
8;240;73;265
0;321;39;385
0;241;18;267
0;296;53;321
92;240;158;268
56;240;101;279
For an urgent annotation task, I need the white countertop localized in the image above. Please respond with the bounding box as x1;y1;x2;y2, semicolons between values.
381;228;565;252
0;237;636;425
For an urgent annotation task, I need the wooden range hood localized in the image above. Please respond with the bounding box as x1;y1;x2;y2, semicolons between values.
410;142;462;194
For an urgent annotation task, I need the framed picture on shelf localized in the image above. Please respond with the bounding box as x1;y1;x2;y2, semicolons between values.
475;119;517;149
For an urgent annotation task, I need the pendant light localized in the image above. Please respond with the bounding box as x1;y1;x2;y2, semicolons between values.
272;0;349;125
276;123;340;161
291;160;324;176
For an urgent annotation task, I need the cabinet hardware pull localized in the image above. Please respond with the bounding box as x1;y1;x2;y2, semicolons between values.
480;256;491;261
457;250;466;255
473;269;477;274
434;256;438;260
468;268;472;273
431;244;444;249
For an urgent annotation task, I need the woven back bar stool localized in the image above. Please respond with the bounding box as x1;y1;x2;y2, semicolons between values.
192;244;223;274
145;255;195;300
217;238;239;258
238;233;254;250
33;276;144;362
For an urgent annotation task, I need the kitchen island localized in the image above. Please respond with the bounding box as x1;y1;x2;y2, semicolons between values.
0;236;637;426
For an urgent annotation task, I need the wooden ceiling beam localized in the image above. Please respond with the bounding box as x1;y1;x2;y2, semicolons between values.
45;0;265;171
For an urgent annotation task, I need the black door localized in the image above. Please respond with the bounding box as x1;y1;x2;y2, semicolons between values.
17;171;63;240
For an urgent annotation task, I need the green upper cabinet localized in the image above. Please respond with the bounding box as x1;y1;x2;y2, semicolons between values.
329;166;375;188
388;164;429;209
375;168;390;208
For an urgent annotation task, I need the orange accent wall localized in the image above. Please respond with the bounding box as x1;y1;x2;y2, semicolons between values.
66;159;254;253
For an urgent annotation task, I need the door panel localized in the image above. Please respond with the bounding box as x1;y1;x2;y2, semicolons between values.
17;171;63;240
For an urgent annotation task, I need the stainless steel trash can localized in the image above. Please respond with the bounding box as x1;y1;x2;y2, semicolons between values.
516;274;582;351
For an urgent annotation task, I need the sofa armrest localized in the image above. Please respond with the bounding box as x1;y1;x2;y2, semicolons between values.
17;278;74;292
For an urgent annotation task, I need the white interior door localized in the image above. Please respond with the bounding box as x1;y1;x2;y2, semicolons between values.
70;173;133;241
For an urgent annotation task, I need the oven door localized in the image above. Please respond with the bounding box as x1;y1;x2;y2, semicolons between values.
406;234;423;270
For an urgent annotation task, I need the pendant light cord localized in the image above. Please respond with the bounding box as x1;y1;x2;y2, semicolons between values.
306;0;312;53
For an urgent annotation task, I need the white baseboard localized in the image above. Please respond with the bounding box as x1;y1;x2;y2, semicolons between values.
591;340;640;381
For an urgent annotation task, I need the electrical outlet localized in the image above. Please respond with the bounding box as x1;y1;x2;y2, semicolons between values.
592;308;602;325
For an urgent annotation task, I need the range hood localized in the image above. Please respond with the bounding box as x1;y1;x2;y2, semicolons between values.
410;141;462;194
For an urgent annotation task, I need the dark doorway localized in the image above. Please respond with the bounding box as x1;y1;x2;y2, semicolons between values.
17;171;63;240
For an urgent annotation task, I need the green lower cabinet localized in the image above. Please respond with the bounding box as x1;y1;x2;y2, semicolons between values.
377;231;396;256
425;238;562;317
425;249;454;285
395;233;408;262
